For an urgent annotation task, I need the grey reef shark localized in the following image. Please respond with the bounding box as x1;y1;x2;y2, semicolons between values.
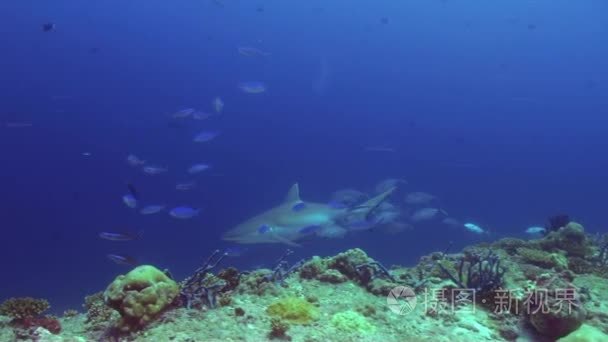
222;183;396;247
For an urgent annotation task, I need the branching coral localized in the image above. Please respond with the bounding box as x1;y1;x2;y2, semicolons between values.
0;297;62;337
83;292;116;331
180;249;233;309
265;249;307;285
437;249;506;296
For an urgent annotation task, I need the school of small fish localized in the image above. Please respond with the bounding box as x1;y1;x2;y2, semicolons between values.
104;96;236;265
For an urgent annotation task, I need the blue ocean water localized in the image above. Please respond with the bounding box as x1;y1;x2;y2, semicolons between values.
1;0;606;313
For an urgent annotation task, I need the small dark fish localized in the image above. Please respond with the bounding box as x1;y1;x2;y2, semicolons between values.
127;183;139;200
258;224;272;234
42;23;55;32
527;24;537;30
292;202;306;212
298;225;321;234
380;17;389;25
107;254;137;266
224;246;248;257
256;5;264;12
99;230;142;241
89;47;100;54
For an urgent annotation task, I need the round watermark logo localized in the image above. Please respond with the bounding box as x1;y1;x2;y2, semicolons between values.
387;286;417;315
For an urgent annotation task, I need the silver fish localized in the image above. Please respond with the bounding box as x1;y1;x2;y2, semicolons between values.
122;194;137;208
188;163;211;174
172;108;195;119
99;231;142;241
238;81;267;94
176;181;197;191
410;208;442;222
193;130;220;143
212;97;224;114
464;223;486;234
107;254;137;266
237;46;271;57
143;165;168;175
126;154;146;167
525;226;546;235
140;205;166;215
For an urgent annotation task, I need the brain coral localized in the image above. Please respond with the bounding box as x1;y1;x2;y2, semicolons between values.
104;265;179;332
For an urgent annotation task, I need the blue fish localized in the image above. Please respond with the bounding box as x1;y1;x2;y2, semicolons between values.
298;225;321;234
193;130;221;143
106;254;138;266
98;230;142;241
238;81;267;94
257;224;272;234
292;202;306;212
169;206;201;219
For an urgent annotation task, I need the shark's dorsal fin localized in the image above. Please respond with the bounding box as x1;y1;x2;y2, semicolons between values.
285;183;301;203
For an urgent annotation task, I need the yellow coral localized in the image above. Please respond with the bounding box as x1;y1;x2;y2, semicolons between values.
266;297;318;324
104;265;179;332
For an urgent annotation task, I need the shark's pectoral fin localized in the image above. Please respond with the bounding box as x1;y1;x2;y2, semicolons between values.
285;183;301;203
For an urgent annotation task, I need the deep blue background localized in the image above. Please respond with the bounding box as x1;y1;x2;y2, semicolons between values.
1;0;607;312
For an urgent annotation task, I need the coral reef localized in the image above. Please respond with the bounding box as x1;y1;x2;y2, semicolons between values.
0;297;50;320
0;297;64;339
62;309;79;318
179;249;232;309
83;291;117;331
516;247;568;269
4;220;608;341
104;265;179;332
